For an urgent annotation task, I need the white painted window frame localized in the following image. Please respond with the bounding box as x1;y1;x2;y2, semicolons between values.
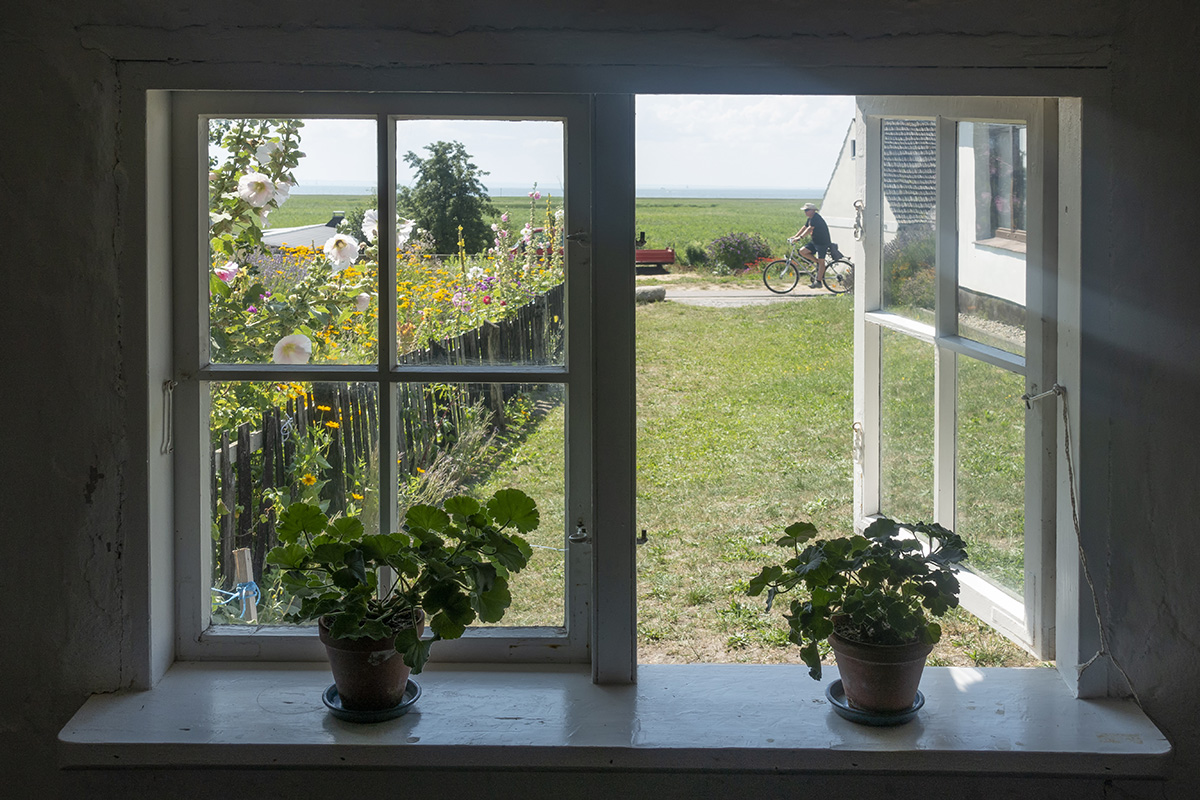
169;91;614;668
854;97;1058;661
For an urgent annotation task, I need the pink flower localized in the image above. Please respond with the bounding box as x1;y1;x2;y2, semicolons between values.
483;295;492;304
214;262;239;283
501;213;509;223
534;191;541;200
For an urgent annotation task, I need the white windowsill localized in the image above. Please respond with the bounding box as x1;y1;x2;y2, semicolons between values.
59;662;1168;777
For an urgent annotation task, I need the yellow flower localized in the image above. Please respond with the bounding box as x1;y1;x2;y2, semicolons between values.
326;421;340;429
417;467;425;474
301;474;317;486
351;492;364;501
316;405;332;411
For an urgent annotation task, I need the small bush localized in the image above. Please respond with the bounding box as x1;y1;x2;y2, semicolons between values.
883;224;936;309
683;241;709;267
707;232;772;276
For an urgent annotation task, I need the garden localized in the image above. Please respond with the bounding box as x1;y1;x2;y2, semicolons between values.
206;119;1035;669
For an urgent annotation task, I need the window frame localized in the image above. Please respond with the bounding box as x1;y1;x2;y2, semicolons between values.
170;91;603;667
854;97;1058;659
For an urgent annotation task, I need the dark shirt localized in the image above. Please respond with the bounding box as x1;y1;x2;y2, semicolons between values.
807;212;831;246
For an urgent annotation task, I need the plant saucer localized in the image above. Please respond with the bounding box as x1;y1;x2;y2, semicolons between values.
323;679;421;723
825;679;923;726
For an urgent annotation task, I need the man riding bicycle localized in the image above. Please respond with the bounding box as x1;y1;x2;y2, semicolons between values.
788;202;831;289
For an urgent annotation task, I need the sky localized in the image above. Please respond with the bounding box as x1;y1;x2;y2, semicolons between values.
284;95;855;195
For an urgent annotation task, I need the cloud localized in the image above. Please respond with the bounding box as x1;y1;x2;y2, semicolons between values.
281;96;856;194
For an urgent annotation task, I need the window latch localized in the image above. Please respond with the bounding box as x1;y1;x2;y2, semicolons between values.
569;520;590;544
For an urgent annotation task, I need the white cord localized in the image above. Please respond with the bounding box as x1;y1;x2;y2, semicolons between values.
1029;383;1142;705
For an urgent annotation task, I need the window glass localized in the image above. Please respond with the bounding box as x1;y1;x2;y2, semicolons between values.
208;118;378;366
879;327;935;522
957;121;1027;357
209;380;380;626
956;357;1026;595
392;381;567;628
393;120;566;366
881;118;937;324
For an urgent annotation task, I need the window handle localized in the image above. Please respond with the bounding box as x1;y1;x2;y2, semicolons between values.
569;520;590;544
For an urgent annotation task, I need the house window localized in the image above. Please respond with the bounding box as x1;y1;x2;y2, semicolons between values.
858;99;1055;658
173;94;598;665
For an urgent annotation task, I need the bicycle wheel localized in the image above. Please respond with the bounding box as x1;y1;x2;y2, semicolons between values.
762;259;800;294
823;259;854;294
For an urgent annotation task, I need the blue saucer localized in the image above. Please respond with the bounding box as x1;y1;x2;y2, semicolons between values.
825;679;923;726
323;679;421;723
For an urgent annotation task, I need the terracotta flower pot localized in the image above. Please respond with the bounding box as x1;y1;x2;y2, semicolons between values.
828;630;933;713
318;611;424;712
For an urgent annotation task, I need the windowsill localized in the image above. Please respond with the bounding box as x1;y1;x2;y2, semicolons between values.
59;662;1169;777
975;236;1027;254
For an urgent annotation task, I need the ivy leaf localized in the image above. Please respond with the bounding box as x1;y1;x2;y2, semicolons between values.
777;521;818;548
486;488;540;533
473;576;512;623
265;543;307;569
406;504;451;533
443;495;481;517
395;627;433;674
326;516;364;543
343;548;368;585
277;503;327;544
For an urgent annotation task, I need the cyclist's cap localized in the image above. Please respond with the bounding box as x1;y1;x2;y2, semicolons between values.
803;202;818;211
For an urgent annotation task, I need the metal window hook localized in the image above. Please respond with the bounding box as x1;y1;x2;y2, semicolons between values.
569;519;590;544
1021;383;1065;410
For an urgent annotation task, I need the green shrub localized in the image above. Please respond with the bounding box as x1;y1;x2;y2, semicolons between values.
883;224;936;310
707;232;772;276
683;241;709;267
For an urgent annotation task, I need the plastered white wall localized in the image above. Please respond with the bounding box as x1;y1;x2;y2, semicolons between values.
3;1;1198;798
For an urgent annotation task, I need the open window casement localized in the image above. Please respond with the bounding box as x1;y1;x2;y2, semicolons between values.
853;97;1058;660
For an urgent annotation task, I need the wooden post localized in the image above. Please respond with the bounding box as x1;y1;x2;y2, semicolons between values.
256;409;275;583
232;547;258;624
219;430;234;589
236;422;252;551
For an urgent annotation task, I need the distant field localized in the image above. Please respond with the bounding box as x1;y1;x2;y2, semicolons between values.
268;195;816;259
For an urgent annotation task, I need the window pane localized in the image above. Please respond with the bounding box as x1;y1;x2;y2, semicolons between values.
392;382;567;628
208;118;378;365
392;121;566;366
879;327;934;521
881;118;937;323
956;356;1026;595
209;380;379;627
956;122;1027;357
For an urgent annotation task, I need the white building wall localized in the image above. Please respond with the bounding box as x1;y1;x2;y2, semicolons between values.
956;121;1026;305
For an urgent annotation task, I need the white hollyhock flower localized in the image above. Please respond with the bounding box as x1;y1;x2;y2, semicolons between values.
256;140;281;165
355;292;371;312
237;172;275;208
272;334;312;364
362;209;379;241
273;181;292;207
397;218;416;246
323;233;359;272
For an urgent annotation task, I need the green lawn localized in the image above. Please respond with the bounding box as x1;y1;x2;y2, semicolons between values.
493;294;1037;667
268;195;814;261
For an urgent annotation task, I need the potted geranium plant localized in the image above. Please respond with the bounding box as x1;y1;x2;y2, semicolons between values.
747;517;967;720
266;488;538;718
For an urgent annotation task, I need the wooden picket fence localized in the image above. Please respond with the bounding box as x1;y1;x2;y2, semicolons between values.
210;284;564;588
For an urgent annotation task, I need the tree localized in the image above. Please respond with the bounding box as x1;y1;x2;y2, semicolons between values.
398;141;497;254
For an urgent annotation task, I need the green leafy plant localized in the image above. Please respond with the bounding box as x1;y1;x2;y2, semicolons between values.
746;517;968;679
265;488;538;674
707;231;772;276
398;140;498;254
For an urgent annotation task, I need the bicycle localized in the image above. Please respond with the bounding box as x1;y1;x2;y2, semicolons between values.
761;241;854;295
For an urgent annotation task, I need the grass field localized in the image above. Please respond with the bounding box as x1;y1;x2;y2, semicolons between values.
267;194;814;259
491;294;1038;668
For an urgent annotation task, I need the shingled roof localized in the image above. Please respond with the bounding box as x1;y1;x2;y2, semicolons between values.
881;118;936;226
